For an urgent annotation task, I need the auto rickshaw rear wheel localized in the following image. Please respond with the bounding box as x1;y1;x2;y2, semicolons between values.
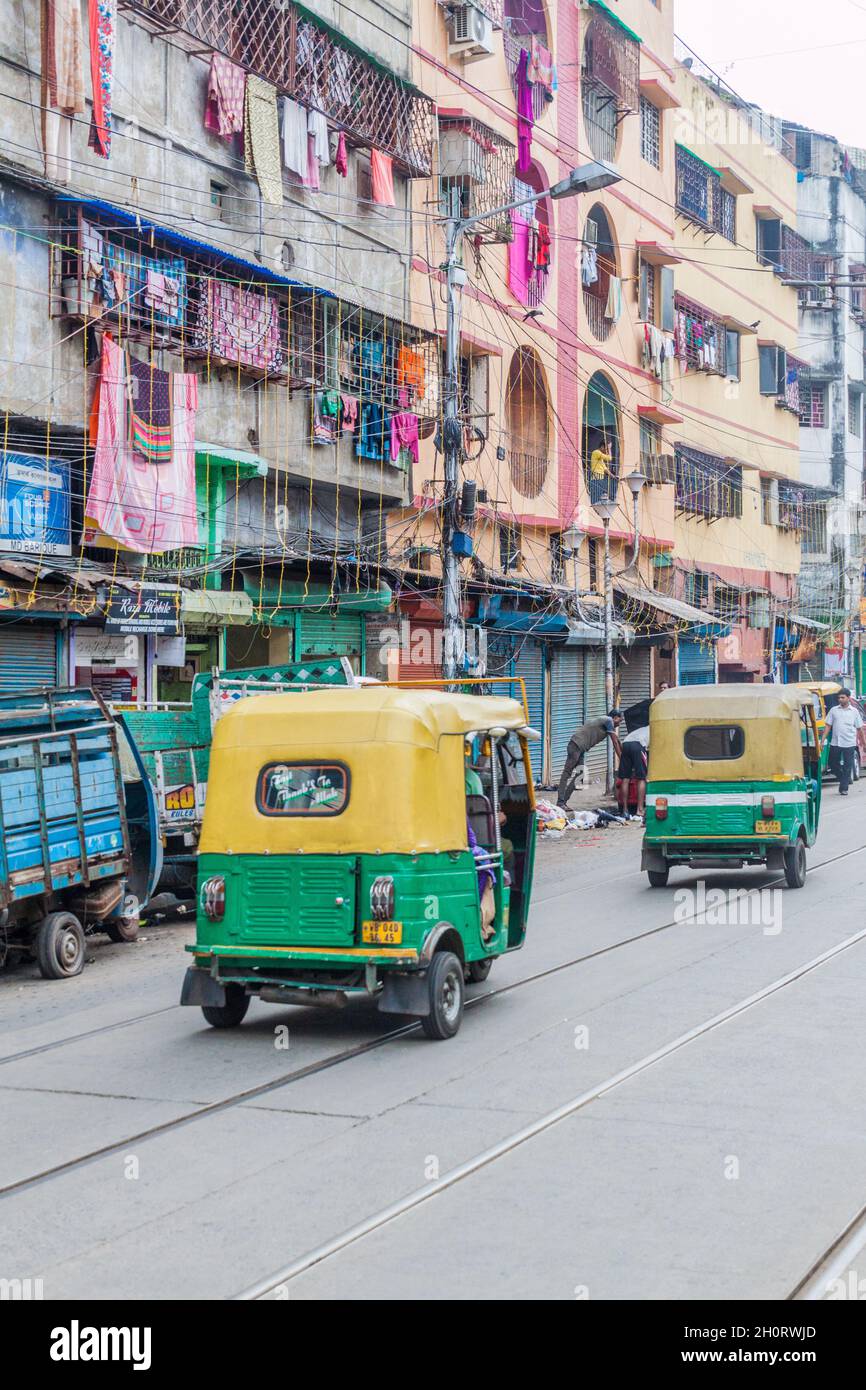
466;958;492;984
647;867;669;888
105;898;141;943
421;951;464;1040
202;984;250;1029
37;912;86;980
784;840;807;889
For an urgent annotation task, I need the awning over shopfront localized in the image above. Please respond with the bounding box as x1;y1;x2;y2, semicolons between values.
194;443;268;478
615;580;730;636
785;612;831;632
181;589;254;627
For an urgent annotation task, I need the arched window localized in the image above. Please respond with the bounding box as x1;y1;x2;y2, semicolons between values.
582;204;618;342
508;160;552;309
583;372;620;504
581;10;640;162
506;347;550;499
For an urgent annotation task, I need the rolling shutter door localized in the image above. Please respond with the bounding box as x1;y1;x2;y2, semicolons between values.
397;619;442;682
584;649;609;784
513;638;545;781
617;646;652;734
297;611;364;669
549;648;585;779
678;637;715;685
0;626;59;693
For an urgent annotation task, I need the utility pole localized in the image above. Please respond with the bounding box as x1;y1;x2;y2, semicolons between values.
592;496;617;793
439;160;623;681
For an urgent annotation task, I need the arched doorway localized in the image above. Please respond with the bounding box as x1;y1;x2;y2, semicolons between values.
582;204;618;342
583;372;619;505
506;346;550;499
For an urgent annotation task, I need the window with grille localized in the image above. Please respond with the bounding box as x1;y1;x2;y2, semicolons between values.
675;447;742;520
673;294;725;374
500;523;521;573
639;258;656;323
639;418;662;482
675;146;735;240
850;387;863;437
684;571;710;607
640;97;661;168
800;383;826;428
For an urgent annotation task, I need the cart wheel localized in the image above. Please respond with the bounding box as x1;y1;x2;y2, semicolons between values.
37;912;86;979
784;840;807;889
854;752;862;782
105;898;140;943
420;951;464;1040
202;985;250;1029
647;868;669;888
466;957;492;984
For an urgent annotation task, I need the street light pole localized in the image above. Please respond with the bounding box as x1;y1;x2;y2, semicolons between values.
439;160;622;681
592;496;618;794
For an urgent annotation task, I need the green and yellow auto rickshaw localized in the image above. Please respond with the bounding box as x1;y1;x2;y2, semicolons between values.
181;686;538;1039
642;684;825;889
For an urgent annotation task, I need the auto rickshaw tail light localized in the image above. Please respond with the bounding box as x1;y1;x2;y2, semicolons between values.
655;797;668;820
203;875;226;921
370;875;395;920
761;795;775;818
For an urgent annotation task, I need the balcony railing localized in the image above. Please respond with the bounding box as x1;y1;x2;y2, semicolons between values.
582;2;641;115
508;449;549;499
502;25;549;123
675;447;742;520
119;0;434;175
438;116;517;242
583;289;613;341
675;146;735;240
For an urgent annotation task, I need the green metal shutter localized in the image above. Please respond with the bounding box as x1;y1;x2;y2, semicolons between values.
0;626;59;693
549;649;585;779
513;638;545;782
297;611;364;666
678;637;716;685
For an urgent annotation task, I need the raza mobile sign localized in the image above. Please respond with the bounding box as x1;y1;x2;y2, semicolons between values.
105;588;182;635
0;452;72;556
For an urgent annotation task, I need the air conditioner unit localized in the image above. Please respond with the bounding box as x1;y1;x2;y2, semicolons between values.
448;4;495;62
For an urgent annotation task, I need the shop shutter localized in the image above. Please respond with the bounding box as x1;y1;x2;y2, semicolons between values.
617;646;652;733
0;626;59;693
584;648;610;785
397;620;442;683
678;636;716;685
297;611;364;669
549;648;585;779
513;638;545;781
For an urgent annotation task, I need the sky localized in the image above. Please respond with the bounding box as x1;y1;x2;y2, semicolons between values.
675;0;866;148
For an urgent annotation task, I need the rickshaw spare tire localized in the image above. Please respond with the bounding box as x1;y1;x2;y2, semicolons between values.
37;912;86;979
647;867;669;888
202;984;250;1029
467;957;493;984
421;951;464;1040
784;840;807;889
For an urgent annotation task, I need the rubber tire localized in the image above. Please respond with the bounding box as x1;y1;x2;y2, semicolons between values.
466;957;493;984
784;840;807;889
420;951;465;1040
854;752;862;783
202;985;250;1029
36;912;86;980
105;916;140;943
647;867;669;888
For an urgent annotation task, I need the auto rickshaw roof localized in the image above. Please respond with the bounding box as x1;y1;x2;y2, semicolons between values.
212;686;530;750
650;684;813;723
790;680;842;697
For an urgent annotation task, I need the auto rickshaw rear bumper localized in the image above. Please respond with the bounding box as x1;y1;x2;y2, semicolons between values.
642;838;789;872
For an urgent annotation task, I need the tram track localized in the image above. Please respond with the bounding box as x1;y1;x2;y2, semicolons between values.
235;923;866;1300
1;839;865;1205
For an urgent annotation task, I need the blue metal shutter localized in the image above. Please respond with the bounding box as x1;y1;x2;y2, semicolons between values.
0;626;59;693
513;638;545;781
549;649;585;779
584;649;609;784
678;637;716;685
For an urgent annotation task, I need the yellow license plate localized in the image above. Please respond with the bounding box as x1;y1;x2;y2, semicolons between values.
755;820;782;834
361;921;403;944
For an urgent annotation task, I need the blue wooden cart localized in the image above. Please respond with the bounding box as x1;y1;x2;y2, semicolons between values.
0;688;160;978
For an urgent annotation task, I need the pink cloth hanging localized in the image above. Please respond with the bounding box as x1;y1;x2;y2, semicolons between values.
507;213;532;305
390;412;419;463
335;130;348;177
204;53;245;139
370;149;395;206
84;337;199;553
304;131;320;190
516;48;533;175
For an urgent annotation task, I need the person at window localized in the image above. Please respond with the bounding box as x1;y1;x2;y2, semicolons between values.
825;688;863;796
589;436;614;504
557;711;623;810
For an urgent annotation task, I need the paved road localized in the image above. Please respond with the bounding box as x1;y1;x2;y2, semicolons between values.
2;786;866;1301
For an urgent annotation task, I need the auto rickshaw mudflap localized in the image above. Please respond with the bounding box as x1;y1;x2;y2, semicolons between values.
180;966;226;1008
378;971;431;1016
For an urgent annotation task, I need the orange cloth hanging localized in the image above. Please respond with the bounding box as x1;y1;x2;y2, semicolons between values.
370;148;395;207
397;345;425;393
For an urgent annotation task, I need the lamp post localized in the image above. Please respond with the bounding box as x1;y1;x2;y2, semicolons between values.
441;161;622;680
591;495;618;794
624;469;647;574
562;521;586;600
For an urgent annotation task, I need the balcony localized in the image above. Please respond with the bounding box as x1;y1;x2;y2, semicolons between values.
502;24;549;123
119;0;434;175
583;288;612;342
581;1;641;117
508;449;549;499
438;116;517;242
675;146;736;241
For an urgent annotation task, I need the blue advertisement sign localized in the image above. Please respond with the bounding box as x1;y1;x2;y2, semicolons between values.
0;451;72;556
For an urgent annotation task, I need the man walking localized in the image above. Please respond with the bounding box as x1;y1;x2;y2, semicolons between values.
557;710;622;810
825;689;863;796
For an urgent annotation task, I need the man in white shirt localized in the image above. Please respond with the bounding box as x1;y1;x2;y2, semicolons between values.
617;723;650;818
825;689;863;796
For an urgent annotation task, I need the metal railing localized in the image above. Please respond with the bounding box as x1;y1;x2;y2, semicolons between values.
583;290;612;341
